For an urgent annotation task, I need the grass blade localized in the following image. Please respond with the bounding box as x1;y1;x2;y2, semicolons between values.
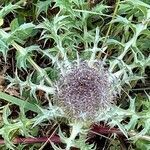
0;91;41;113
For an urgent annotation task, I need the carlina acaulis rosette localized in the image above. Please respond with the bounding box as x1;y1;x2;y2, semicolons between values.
55;60;115;122
54;60;115;149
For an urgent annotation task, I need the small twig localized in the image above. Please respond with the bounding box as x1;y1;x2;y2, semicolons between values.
3;27;10;31
131;87;150;91
91;124;123;135
0;135;60;145
39;124;58;150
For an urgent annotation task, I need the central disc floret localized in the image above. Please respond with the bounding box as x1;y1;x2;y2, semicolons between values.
55;62;113;121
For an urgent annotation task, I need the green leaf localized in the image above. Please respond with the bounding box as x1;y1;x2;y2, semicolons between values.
0;39;8;61
136;140;150;150
0;91;41;114
54;0;72;12
33;105;64;127
10;23;36;43
10;18;20;31
2;105;11;125
0;3;20;18
36;0;52;17
15;45;40;69
0;18;3;26
126;0;150;9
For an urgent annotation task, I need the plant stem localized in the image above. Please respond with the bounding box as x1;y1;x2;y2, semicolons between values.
97;0;120;59
66;121;83;150
0;136;60;145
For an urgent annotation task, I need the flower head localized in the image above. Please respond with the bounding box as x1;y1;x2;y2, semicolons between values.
55;61;114;121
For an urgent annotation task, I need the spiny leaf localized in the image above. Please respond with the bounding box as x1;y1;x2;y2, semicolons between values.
15;45;40;69
35;0;52;17
10;23;36;43
0;3;20;18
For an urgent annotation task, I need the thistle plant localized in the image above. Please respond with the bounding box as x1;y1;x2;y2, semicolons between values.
54;60;115;149
55;60;114;121
0;0;150;149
